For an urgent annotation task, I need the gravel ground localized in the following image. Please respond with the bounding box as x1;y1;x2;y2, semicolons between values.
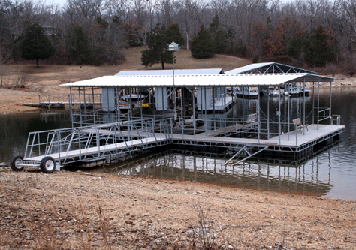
0;167;355;249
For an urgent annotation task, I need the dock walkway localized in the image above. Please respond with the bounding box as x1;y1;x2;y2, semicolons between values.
169;124;344;147
24;136;168;162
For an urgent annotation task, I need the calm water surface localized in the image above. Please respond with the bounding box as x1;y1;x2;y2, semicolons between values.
1;89;355;200
0;111;71;162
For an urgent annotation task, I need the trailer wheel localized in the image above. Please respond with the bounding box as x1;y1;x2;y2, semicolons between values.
40;157;56;173
10;156;24;171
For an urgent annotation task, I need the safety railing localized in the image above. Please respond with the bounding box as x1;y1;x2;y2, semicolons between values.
23;118;171;165
38;93;102;105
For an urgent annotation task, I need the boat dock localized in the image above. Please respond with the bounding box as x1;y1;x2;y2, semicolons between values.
11;64;346;173
10;116;344;173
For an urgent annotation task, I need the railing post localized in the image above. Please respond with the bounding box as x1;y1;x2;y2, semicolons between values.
295;124;298;146
96;126;101;158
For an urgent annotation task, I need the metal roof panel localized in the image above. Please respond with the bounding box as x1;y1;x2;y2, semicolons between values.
61;73;332;88
115;68;223;76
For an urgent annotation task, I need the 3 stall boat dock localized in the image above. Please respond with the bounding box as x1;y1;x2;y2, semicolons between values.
12;63;345;173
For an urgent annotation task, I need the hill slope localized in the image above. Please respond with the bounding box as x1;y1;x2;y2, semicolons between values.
0;47;250;113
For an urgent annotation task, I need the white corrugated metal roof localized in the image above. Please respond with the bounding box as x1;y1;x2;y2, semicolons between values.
115;68;223;76
225;62;316;74
225;62;274;74
61;73;325;88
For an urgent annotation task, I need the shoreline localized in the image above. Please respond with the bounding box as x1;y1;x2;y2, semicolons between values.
1;167;355;249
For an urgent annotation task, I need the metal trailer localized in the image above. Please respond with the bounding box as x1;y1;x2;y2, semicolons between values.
10;119;172;173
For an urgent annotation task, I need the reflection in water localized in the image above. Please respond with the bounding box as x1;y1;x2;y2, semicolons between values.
106;149;332;197
0;111;71;163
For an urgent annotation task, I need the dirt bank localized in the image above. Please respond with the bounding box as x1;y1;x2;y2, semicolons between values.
0;166;355;249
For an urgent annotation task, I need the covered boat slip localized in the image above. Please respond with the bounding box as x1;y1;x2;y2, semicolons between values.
59;67;342;161
10;63;344;173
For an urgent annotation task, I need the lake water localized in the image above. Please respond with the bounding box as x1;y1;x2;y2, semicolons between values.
1;88;355;200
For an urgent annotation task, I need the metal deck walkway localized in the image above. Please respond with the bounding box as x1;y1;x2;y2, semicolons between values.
24;136;168;162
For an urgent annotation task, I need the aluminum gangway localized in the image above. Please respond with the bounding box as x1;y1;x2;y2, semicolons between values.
10;118;172;173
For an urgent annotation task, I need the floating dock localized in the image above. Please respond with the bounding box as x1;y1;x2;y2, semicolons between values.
10;117;344;173
12;63;345;173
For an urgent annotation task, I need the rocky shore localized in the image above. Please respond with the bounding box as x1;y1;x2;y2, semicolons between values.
1;166;355;249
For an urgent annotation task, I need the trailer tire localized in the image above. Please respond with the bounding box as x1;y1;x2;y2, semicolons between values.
10;156;24;171
40;157;56;173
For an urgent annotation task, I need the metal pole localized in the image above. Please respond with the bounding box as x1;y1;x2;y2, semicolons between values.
312;82;315;125
267;87;270;139
330;81;332;125
303;78;306;134
205;87;208;136
129;87;132;134
92;87;96;125
181;87;184;118
173;57;176;121
83;87;86;114
140;88;143;126
70;87;74;128
193;87;196;139
118;88;121;122
278;87;281;145
258;86;261;143
213;87;215;130
317;80;320;130
79;87;82;127
288;86;290;141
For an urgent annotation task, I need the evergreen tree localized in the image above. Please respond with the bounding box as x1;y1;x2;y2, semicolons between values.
66;24;91;65
165;23;184;47
304;26;336;67
209;14;228;54
141;23;173;69
19;23;55;67
191;24;215;59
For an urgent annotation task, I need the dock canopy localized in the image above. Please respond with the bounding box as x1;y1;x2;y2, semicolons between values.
61;73;333;88
225;62;316;74
115;68;223;76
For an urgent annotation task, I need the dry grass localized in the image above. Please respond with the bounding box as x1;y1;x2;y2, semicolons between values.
0;168;355;249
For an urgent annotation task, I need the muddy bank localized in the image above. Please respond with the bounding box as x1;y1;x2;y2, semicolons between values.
0;166;355;249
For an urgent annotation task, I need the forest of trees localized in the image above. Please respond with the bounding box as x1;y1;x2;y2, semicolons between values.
1;0;356;73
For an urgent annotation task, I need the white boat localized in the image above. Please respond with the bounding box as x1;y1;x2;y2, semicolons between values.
230;87;259;99
285;84;311;97
268;88;285;96
118;94;148;112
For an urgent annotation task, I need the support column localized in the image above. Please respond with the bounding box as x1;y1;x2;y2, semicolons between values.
278;87;281;145
258;86;261;143
287;86;290;141
267;87;270;139
92;87;96;125
83;87;86;114
213;87;215;130
193;87;196;139
204;87;208;136
79;87;82;127
70;87;74;128
303;78;306;135
312;82;315;125
317;80;320;130
329;81;332;125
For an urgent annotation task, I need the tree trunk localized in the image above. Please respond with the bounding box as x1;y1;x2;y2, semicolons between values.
161;59;165;69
